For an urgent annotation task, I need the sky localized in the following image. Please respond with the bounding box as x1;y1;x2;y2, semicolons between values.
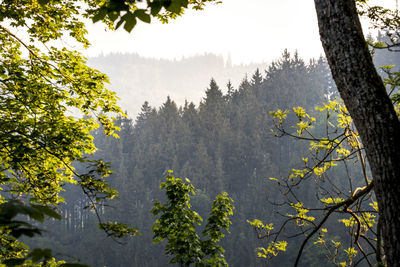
85;0;322;65
84;0;397;65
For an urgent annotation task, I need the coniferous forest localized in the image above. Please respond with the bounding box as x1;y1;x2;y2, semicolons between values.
20;47;399;266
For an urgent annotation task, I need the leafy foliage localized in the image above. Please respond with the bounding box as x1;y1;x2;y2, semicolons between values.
88;0;221;32
151;171;234;266
256;241;287;259
0;0;139;264
256;98;381;266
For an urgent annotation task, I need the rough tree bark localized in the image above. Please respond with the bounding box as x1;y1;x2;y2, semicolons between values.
313;0;400;266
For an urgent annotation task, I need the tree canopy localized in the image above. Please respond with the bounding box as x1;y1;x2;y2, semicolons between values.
0;0;147;264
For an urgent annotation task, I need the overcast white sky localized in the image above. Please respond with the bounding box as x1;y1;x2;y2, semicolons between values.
84;0;397;65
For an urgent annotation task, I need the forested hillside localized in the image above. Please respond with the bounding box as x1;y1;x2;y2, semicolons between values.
88;53;269;117
26;47;399;266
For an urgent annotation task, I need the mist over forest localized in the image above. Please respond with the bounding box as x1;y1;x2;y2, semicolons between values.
88;53;269;117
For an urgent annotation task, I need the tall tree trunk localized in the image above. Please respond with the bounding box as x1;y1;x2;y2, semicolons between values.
313;0;400;266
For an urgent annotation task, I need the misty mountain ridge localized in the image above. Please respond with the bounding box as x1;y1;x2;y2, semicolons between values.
88;52;269;117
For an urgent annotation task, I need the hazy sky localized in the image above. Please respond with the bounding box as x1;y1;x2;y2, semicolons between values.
85;0;397;65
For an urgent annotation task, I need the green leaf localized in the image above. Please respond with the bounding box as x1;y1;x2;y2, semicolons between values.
135;10;151;23
115;17;125;29
150;2;163;16
124;14;137;32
